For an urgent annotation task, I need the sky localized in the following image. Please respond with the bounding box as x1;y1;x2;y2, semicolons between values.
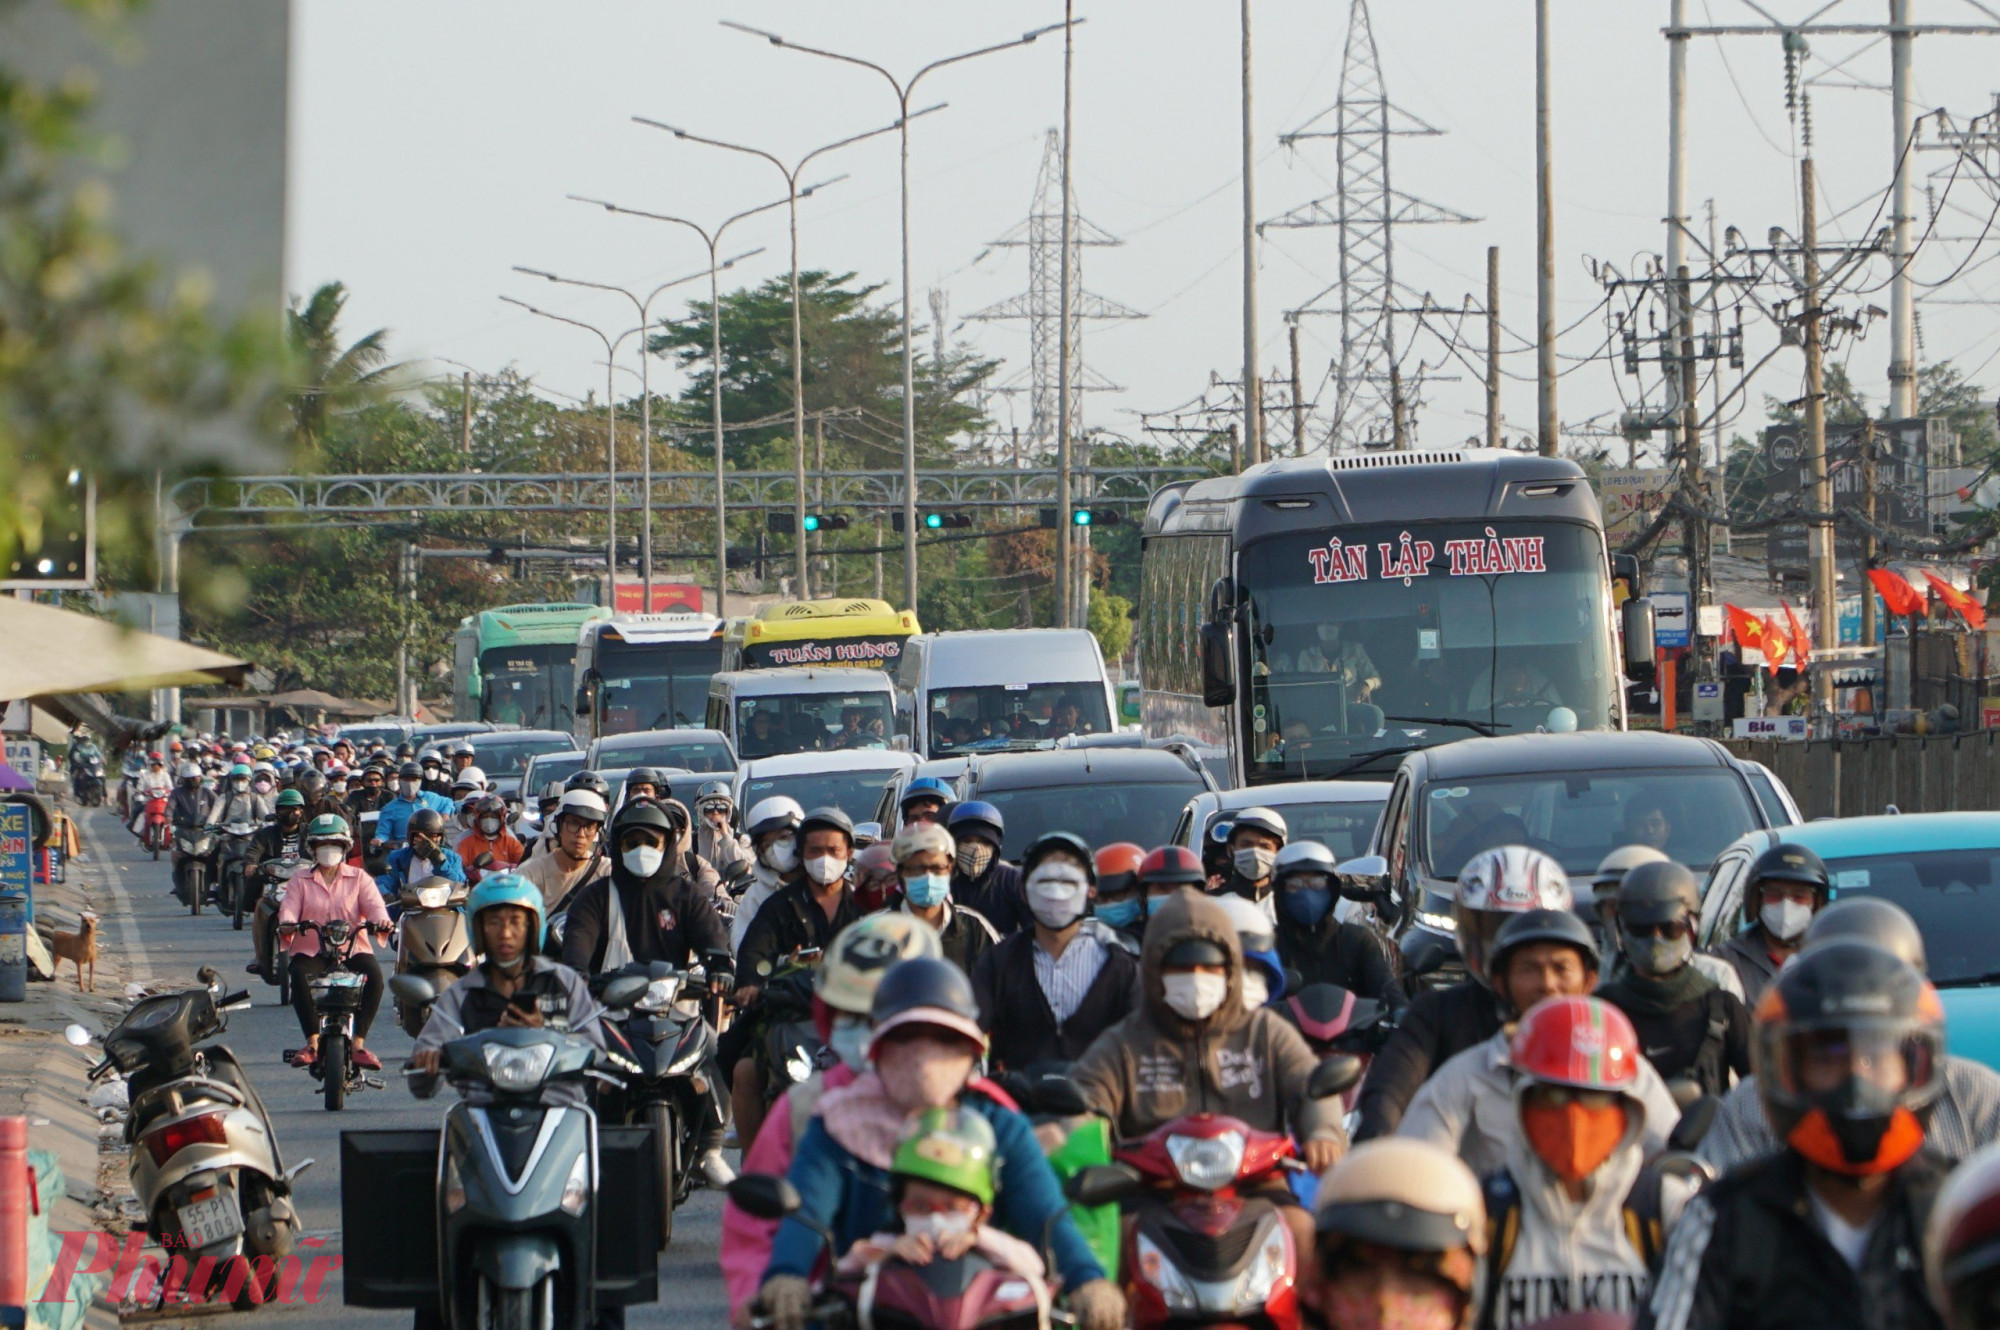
287;0;2000;463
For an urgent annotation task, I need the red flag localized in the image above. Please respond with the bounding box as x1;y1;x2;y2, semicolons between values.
1868;568;1926;618
1921;570;1988;630
1725;605;1767;652
1782;600;1812;664
1762;617;1790;669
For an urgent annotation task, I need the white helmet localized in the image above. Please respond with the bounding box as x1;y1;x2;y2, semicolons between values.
177;762;202;781
1452;845;1571;987
451;765;487;792
746;795;806;842
1590;844;1669;904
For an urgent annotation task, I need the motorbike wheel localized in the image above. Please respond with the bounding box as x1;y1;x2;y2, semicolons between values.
150;829;160;861
277;958;291;1007
320;1032;347;1111
188;864;205;916
479;1276;548;1330
648;1102;678;1250
229;869;246;930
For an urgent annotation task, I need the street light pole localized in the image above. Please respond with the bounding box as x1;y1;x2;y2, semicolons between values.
636;109;936;600
718;20;1067;615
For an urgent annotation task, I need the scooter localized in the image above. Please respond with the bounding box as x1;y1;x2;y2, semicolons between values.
216;821;262;929
391;875;472;1038
174;826;217;916
71;753;106;806
753;949;828;1111
143;796;170;859
252;856;307;1004
288;919;391;1111
67;970;308;1308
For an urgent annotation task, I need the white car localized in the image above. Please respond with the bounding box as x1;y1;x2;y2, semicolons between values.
732;750;918;827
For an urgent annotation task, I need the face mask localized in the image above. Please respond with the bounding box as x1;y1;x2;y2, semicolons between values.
1280;886;1334;927
623;845;665;877
278;812;301;830
1319;1268;1466;1330
398;781;419;799
1096;897;1143;930
805;853;847;886
1026;862;1090;929
955;841;996;878
479;817;502;835
1145;892;1172;916
232;778;249;792
1161;971;1229;1022
1521;1099;1629;1182
902;871;951;909
1761;898;1814;941
1241;970;1270;1009
1234;846;1277;880
313;845;345;869
874;1035;975;1111
828;1017;871;1071
762;840;799;873
253;779;272;794
903;1210;976;1245
1625;932;1693;977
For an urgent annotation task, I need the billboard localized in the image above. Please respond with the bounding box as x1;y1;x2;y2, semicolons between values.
1763;418;1946;579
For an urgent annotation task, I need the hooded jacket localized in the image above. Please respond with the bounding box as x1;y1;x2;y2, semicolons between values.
953;856;1027;936
1070;888;1343;1145
558;838;732;977
1708;930;1785;1008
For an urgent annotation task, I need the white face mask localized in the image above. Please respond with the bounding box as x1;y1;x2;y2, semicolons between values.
231;778;249;792
1240;970;1270;1010
1234;846;1277;880
623;845;665;877
762;840;799;873
398;780;419;799
903;1210;976;1244
1761;898;1814;941
479;817;502;835
805;853;847;886
828;1016;872;1071
1161;971;1229;1022
1025;862;1090;930
313;845;345;869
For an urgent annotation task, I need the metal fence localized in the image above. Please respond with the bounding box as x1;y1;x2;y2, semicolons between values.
1721;730;2000;819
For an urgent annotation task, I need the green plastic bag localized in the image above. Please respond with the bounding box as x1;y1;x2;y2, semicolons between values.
1043;1116;1121;1281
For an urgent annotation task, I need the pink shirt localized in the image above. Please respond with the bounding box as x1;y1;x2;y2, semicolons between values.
277;861;391;958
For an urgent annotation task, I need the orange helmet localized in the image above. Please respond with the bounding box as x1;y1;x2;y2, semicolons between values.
1137;845;1205;888
1095;842;1146;894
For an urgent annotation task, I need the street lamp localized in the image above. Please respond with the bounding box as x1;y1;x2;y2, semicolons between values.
634;107;940;599
512;256;757;612
497;296;644;593
719;19;1072;614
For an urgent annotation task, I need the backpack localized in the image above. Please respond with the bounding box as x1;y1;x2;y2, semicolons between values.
1477;1166;1665;1330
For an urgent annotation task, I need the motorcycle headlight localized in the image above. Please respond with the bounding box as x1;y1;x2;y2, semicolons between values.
634;976;684;1014
482;1042;555;1092
1135;1232;1199;1312
558;1149;590;1215
1415;908;1456;932
1165;1130;1246;1191
416;885;451;910
1235;1220;1291;1306
666;1039;706;1076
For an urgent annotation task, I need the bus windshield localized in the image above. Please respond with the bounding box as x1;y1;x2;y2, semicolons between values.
737;691;895;760
1239;521;1615;779
926;683;1111;757
595;639;725;735
480;644;577;730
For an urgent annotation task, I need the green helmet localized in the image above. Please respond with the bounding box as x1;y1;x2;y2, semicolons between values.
305;813;351;844
890;1106;998;1207
466;872;546;948
274;789;306;810
228;763;252;779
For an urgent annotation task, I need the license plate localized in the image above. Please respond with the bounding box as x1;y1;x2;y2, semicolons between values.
176;1192;244;1247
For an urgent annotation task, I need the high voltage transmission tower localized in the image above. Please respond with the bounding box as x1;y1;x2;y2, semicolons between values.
1260;0;1475;453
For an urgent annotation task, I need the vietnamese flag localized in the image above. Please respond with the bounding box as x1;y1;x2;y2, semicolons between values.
1868;567;1927;618
1921;570;1988;630
1782;600;1812;664
1725;604;1767;653
1762;617;1791;669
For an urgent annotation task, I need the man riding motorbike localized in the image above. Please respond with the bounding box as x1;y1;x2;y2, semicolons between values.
371;761;453;855
167;761;217;896
208;762;271;828
276;815;393;1071
885;820;998;974
1710;842;1831;1006
1272;839;1401;1005
1217;805;1288;913
729;796;805;955
1091;842;1147;949
519;790;610;916
243;789;310;979
945;799;1026;935
378;808;468;899
694;781;754;881
897;775;952;827
1302;1138;1487;1330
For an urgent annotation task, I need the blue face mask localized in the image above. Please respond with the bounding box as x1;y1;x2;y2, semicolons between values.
1096;897;1143;930
1280;886;1334;927
902;872;951;909
1145;892;1171;916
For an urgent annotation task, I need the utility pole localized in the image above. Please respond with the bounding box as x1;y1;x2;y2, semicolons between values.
1486;246;1501;450
1802;156;1838;711
812;411;826;600
1389;362;1408;449
1535;0;1557;456
1240;0;1263;468
1678;263;1712;677
1861;417;1879;649
1888;0;1918;418
1288;319;1305;455
460;372;474;456
1056;0;1075;628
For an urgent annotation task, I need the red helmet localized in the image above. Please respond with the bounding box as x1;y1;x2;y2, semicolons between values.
1927;1142;2000;1327
1509;996;1641;1093
1095;842;1146;890
1137;845;1205;887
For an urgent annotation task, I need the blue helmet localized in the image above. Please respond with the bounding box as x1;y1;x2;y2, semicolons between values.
945;799;1005;847
900;776;954;811
466;872;546;948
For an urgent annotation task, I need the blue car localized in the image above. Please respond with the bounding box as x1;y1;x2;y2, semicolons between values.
1696;812;2000;1069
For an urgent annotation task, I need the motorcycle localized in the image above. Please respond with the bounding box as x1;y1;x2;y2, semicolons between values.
751;948;828;1110
174;826;218;915
252;856;307;1004
391;876;473;1038
338;971;659;1330
143;795;170;860
216;821;262;929
594;959;726;1250
66;970;308;1308
287;918;390;1111
71;753;106;806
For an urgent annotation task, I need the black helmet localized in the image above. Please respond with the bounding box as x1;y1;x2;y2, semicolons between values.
565;770;612;801
1755;940;1945;1176
1022;831;1096;884
1162;937;1230;968
1488;907;1600;987
299;770;327;796
1615;860;1701;927
612;799;675;841
1804;896;1927;974
626;766;670;795
395;741;416;759
398;760;424;780
869;956;982;1027
796;805;855;852
407;808;447;839
1743;842;1831;924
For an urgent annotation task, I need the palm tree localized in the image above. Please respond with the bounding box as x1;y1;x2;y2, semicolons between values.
286;281;403;446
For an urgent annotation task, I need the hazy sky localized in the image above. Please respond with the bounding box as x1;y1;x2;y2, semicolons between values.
288;1;2000;460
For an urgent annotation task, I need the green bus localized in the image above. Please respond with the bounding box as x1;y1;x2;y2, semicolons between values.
452;603;612;731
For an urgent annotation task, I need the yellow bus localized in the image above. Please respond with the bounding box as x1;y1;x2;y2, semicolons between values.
721;598;921;672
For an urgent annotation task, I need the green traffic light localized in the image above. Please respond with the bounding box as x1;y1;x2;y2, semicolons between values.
802;514;821;533
1072;509;1092;526
924;512;944;529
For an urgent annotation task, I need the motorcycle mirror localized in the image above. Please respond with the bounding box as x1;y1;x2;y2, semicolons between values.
1064;1163;1144;1209
1333;854;1391;902
63;1024;92;1047
1668;1093;1721;1152
472;852;496;869
1031;1076;1091;1118
599;973;651;1010
389;973;438;1008
1308;1053;1365;1101
726;1173;802;1222
1399;929;1450;979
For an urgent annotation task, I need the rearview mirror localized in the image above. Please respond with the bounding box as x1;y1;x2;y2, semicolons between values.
472;852;496;870
599;973;651;1010
1308;1053;1365;1101
1400;928;1450;979
1334;854;1390;901
1622;596;1657;684
1199;623;1236;708
1064;1163;1144;1209
389;974;438;1008
727;1174;802;1222
1668;1094;1721;1152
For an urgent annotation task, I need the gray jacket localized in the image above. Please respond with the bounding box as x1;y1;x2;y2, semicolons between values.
1708;932;1783;1009
410;956;607;1105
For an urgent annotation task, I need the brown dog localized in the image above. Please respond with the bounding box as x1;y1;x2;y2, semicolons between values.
51;911;99;992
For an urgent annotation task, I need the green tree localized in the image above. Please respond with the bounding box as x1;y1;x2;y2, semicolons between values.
1088;588;1133;663
1919;360;1999;461
286;281;405;450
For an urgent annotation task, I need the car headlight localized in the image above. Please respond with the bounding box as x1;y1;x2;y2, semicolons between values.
1235;1220;1291;1305
417;884;451;910
1135;1232;1199;1312
482;1042;555;1092
1165;1130;1246;1191
1415;908;1456;932
634;977;684;1014
558;1149;590;1215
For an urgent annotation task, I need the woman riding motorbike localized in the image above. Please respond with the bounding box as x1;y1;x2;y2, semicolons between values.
277;814;393;1071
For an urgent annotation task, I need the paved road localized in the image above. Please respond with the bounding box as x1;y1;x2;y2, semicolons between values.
80;807;734;1330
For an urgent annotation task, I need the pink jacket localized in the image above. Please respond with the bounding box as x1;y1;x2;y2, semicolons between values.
720;1064;860;1316
277;862;390;958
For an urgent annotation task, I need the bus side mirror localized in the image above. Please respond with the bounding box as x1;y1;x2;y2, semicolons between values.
1622;597;1657;684
1118;681;1142;725
1200;623;1235;707
576;670;600;716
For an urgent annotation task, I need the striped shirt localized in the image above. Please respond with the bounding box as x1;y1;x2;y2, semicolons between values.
1032;928;1107;1026
1698;1055;2000;1172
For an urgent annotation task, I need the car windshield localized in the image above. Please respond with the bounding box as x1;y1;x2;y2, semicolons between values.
1205;798;1387;861
982;780;1203;860
1419;768;1759;879
736;692;894;760
522;753;584;794
738;768;903;825
466;735;575;779
1827;851;2000;988
1238;522;1616;779
927;683;1110;757
599;738;736;773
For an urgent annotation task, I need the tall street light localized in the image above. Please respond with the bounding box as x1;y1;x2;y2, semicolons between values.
635;107;939;599
513;255;759;614
571;189;817;620
497;296;643;593
718;20;1072;614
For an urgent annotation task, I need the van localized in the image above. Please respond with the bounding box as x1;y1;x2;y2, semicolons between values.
894;629;1119;760
704;667;899;762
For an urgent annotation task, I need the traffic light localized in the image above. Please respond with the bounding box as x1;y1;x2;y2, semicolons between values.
768;512;850;535
1037;507;1123;529
3;470;94;589
892;510;973;532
